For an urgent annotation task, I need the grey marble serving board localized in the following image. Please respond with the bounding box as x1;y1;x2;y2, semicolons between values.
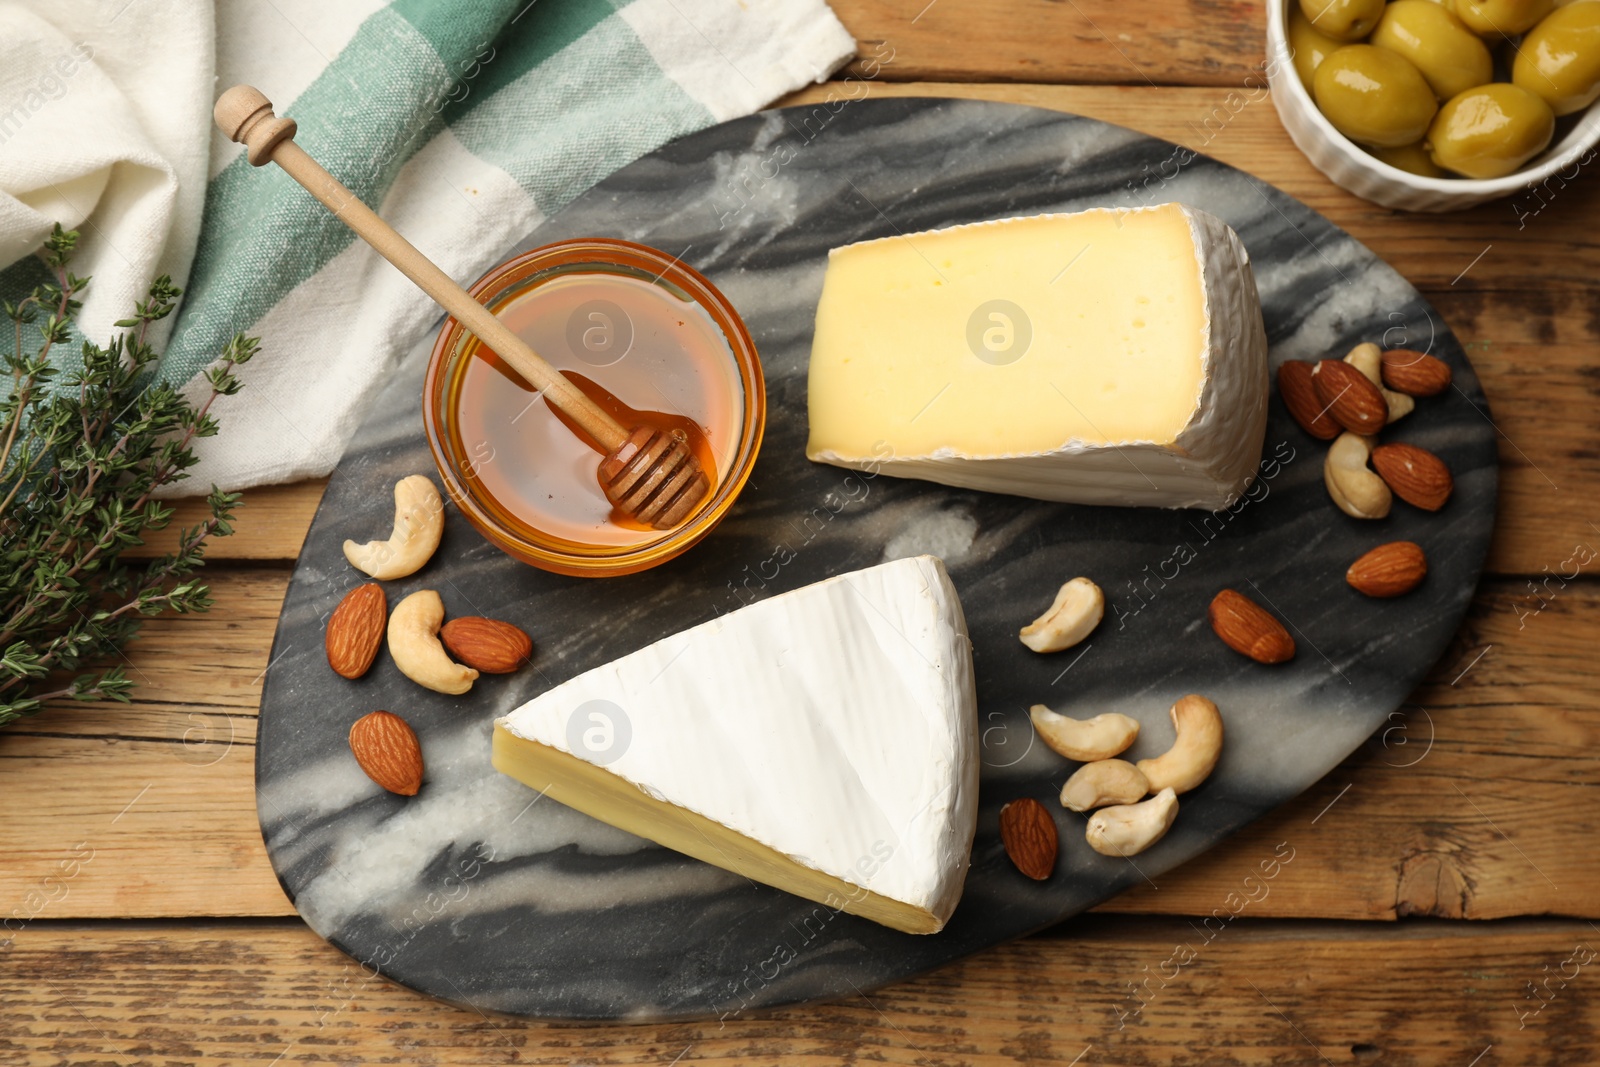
257;98;1497;1021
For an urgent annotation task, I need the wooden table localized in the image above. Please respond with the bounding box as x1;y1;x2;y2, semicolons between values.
6;2;1599;1062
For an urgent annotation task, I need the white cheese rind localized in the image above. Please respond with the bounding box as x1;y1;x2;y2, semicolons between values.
494;555;978;932
806;203;1270;510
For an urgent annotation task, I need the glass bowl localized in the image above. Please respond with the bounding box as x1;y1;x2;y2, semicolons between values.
423;238;765;577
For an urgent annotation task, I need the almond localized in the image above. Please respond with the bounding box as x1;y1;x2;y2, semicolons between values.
1371;443;1452;511
1347;542;1428;598
999;798;1057;881
1277;360;1339;440
1381;349;1452;397
325;583;387;680
1310;359;1388;435
349;710;423;796
1208;589;1295;664
439;616;533;674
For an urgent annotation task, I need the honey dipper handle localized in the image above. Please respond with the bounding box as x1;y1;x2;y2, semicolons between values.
213;85;628;454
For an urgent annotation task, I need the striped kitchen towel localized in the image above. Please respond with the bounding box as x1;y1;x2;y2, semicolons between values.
0;0;855;491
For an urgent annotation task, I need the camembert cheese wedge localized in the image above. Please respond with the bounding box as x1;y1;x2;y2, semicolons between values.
806;202;1269;509
492;555;978;935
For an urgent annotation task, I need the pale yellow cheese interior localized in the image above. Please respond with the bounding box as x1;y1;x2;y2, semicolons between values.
491;725;945;934
807;204;1209;459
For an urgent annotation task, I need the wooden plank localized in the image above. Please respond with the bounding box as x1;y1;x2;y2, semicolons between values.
0;733;274;919
129;480;327;561
0;571;284;918
1085;571;1600;919
20;569;285;735
123;308;1597;588
2;568;1596;922
1424;286;1599;585
135;88;1598;577
830;0;1270;87
776;83;1600;576
779;83;1600;294
0;918;1586;1062
133;88;1599;577
134;296;1597;578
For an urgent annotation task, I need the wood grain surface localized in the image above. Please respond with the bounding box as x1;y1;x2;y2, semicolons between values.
5;574;1595;925
832;0;1272;87
134;88;1600;576
2;920;1587;1064
7;5;1600;1063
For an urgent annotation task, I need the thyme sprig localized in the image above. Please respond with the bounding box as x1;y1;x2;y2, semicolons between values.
0;226;256;727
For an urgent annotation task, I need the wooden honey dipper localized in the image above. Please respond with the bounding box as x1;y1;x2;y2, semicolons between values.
214;85;710;530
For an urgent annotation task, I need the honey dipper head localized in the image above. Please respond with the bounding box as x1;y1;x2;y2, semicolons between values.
598;425;711;529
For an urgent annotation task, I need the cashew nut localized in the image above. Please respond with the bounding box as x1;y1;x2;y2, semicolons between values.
1136;694;1224;795
344;475;444;579
1324;432;1392;519
1061;759;1149;812
1344;341;1382;383
1029;705;1139;762
1345;342;1413;425
1086;788;1178;857
1020;577;1104;653
1383;388;1414;424
387;590;478;695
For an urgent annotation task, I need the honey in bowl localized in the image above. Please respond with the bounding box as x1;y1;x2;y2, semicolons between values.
424;239;765;577
452;273;736;544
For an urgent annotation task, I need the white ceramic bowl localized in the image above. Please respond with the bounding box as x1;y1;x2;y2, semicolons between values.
1266;0;1600;212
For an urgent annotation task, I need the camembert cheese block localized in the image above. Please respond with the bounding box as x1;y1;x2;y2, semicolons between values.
806;202;1269;510
492;555;978;935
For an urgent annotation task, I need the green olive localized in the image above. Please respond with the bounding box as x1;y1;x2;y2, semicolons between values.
1426;82;1556;176
1514;1;1600;115
1451;0;1554;35
1313;45;1440;146
1370;1;1495;99
1298;0;1386;40
1289;5;1344;91
1369;141;1452;176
